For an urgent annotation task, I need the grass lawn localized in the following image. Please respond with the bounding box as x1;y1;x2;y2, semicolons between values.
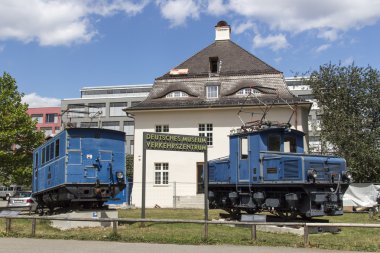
0;209;379;252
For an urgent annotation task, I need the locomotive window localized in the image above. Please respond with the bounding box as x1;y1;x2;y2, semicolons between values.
42;147;45;164
35;153;38;168
49;143;54;160
268;134;281;151
240;137;248;159
284;136;297;153
55;139;60;157
46;146;50;163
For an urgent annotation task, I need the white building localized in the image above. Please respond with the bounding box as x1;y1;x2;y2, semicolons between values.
127;21;311;208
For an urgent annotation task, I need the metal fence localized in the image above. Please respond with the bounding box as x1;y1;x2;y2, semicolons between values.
130;181;205;208
1;215;380;247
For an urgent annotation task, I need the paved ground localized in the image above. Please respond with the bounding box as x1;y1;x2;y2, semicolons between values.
0;238;366;253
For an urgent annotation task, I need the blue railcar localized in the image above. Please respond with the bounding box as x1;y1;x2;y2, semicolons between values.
208;124;351;218
32;128;126;212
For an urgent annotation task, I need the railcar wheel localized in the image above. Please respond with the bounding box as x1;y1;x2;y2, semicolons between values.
277;211;297;220
300;214;312;221
36;204;44;216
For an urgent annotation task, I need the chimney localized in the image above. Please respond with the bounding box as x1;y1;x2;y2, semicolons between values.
215;20;231;41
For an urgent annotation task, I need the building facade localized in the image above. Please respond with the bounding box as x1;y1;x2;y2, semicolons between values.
60;84;151;154
127;21;311;208
27;107;61;136
285;77;323;153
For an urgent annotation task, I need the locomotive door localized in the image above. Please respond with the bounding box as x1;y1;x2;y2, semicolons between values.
238;136;250;182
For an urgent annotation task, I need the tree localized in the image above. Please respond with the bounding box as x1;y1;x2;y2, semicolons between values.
126;154;133;179
0;72;45;186
307;63;380;182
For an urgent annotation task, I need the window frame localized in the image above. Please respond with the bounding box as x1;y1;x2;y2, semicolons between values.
199;123;213;146
206;85;219;99
155;124;169;133
154;162;169;185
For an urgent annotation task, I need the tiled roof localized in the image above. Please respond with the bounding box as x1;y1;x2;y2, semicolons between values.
127;74;308;111
157;40;281;80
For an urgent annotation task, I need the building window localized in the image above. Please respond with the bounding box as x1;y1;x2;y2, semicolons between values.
155;125;169;133
40;127;52;136
155;163;169;185
102;121;120;131
31;114;43;124
130;140;134;155
236;88;260;95
80;122;98;128
166;91;189;98
67;104;85;118
206;85;219;99
209;57;219;73
199;123;213;146
88;103;106;117
45;113;58;123
110;102;128;116
124;121;134;135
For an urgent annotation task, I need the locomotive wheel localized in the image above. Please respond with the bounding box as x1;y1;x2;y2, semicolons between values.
36;204;44;216
226;208;241;220
277;211;297;219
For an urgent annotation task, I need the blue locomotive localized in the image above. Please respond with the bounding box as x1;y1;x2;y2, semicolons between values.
32;128;126;213
208;123;351;218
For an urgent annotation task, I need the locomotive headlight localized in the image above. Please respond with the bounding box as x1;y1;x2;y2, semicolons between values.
342;171;352;182
307;169;317;181
116;171;124;179
116;171;124;184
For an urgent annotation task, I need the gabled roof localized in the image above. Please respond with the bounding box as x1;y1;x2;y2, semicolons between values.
157;40;281;80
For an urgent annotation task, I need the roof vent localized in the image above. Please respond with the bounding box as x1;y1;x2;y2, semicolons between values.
215;20;230;41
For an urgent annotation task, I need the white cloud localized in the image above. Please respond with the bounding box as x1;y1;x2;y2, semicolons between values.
233;21;256;34
342;56;354;66
318;29;339;42
315;44;331;53
253;33;289;51
22;93;61;108
156;0;201;27
0;0;149;46
207;0;228;16
228;0;380;33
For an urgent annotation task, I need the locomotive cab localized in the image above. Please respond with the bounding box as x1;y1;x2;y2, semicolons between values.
208;125;350;219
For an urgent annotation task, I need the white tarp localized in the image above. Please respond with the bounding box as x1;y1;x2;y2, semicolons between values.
343;183;380;207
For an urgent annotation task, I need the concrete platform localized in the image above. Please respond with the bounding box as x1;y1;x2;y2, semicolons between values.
50;209;118;230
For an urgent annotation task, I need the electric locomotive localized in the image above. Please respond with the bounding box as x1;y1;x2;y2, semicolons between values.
208;122;351;218
32;128;126;213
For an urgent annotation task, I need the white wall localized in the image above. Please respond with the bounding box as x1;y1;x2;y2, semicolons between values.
131;105;308;207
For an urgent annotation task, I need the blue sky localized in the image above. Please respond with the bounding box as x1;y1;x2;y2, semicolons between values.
1;0;380;107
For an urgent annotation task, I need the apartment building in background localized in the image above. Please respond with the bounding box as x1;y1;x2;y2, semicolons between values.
285;76;322;153
60;84;152;154
27;107;61;136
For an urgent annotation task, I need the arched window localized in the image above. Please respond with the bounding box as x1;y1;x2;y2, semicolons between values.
165;91;189;98
236;88;261;95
